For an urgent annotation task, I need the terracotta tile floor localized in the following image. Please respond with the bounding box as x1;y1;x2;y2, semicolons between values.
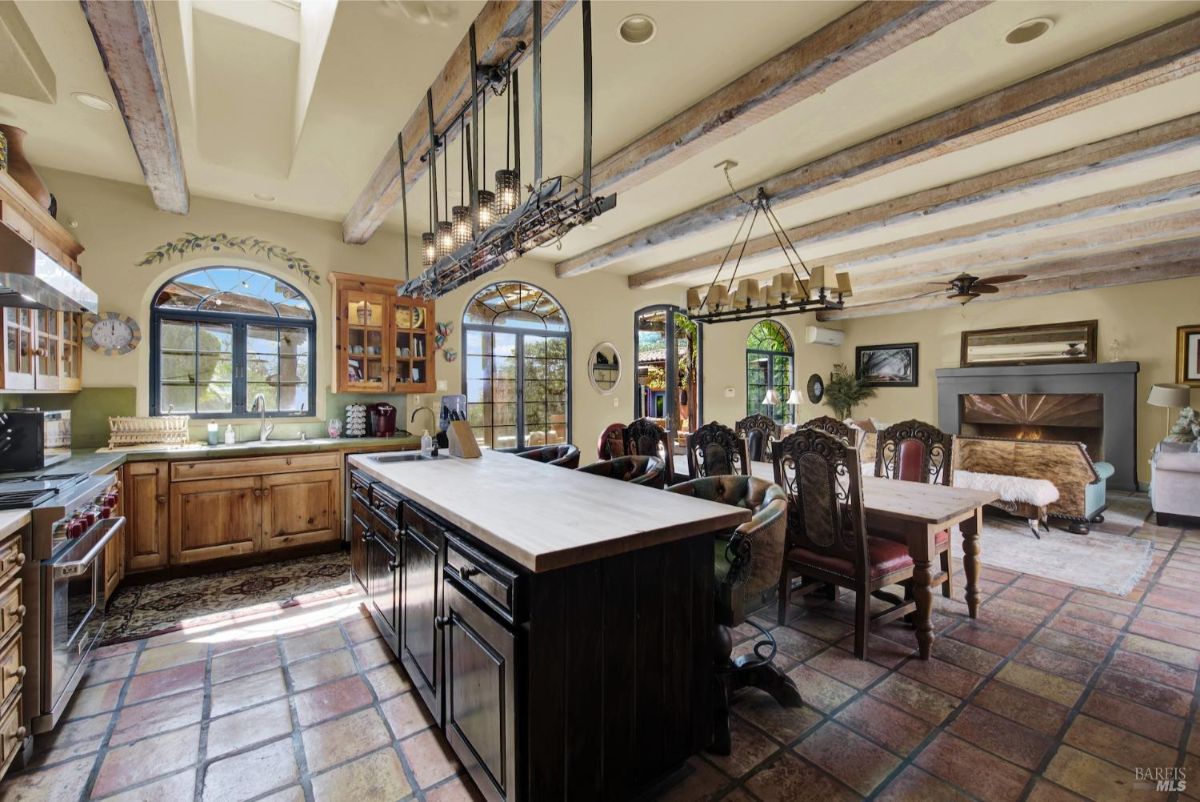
1;509;1196;801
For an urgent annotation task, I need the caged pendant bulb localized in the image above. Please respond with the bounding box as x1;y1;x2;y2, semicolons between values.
475;190;495;228
421;232;436;266
436;221;454;258
494;169;520;216
452;205;472;247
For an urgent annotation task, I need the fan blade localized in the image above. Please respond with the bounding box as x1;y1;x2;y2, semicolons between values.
980;274;1025;284
974;284;1000;293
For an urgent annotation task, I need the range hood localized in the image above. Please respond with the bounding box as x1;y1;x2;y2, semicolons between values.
0;222;98;313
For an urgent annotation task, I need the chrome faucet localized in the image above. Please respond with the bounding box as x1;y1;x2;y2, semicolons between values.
251;393;274;442
410;405;436;431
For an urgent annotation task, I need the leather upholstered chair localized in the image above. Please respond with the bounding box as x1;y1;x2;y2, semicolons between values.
514;444;581;469
773;428;920;660
597;423;627;460
578;455;666;489
625;417;675;484
668;476;802;754
736;413;781;462
686;422;750;479
872;420;956;599
800;415;857;445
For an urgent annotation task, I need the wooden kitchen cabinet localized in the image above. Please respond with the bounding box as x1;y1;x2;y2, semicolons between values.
261;469;340;551
0;308;84;393
103;476;124;602
170;476;260;565
123;462;170;573
330;272;435;394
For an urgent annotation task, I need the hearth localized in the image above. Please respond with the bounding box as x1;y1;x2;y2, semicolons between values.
936;361;1139;490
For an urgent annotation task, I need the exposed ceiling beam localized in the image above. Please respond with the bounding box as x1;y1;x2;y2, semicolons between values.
590;1;986;198
80;0;188;215
816;246;1200;321
341;1;574;245
558;11;1200;278
629;113;1200;289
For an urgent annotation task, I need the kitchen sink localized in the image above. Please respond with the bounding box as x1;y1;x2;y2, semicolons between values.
368;451;449;463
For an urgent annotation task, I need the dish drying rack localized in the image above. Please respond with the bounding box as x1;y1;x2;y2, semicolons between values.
107;415;191;448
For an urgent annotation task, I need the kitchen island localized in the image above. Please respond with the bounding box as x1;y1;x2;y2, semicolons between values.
348;451;750;802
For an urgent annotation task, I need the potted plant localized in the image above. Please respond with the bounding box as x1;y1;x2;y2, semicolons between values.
824;363;876;420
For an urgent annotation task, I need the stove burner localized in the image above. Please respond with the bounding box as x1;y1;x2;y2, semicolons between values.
0;489;55;509
0;473;86;509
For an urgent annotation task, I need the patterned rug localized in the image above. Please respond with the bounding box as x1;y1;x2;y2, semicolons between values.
103;552;355;645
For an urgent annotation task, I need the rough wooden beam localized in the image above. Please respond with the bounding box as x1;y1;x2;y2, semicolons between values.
81;0;188;215
817;251;1200;320
342;1;574;245
630;113;1200;289
559;11;1200;278
592;1;986;197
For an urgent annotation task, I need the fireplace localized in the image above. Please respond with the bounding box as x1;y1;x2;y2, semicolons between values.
959;393;1104;458
936;361;1139;490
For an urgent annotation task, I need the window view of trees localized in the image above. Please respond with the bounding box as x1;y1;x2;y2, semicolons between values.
635;307;700;451
746;320;795;424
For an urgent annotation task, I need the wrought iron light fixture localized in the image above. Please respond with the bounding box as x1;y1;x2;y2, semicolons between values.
686;183;852;324
476;98;495;228
495;68;521;216
452;120;472;247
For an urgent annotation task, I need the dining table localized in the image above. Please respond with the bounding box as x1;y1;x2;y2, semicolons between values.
672;455;998;659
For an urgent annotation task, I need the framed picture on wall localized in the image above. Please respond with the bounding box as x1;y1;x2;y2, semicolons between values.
856;343;919;388
1177;325;1200;387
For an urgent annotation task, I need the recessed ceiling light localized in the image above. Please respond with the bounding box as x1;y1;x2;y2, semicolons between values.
618;14;656;45
253;192;276;202
72;92;113;112
1005;17;1053;45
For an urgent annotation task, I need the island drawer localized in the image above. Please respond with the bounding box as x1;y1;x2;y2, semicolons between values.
349;470;373;506
444;535;524;625
171;453;340;482
369;485;402;530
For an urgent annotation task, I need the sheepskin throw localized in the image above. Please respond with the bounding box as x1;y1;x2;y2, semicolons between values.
954;470;1060;506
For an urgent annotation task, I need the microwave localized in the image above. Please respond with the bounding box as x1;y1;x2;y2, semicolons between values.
0;409;71;472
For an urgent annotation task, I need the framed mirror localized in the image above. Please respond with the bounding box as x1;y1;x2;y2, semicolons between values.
588;342;621;394
961;320;1098;368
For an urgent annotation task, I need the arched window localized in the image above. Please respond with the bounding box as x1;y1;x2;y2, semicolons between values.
151;267;316;417
463;281;570;449
746;320;794;424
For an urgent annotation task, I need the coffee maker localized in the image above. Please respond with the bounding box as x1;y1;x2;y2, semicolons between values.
368;403;397;437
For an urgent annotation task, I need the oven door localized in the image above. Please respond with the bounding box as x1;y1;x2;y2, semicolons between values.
37;516;124;733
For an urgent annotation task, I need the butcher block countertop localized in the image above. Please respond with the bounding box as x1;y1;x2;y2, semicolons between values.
349;451;751;573
0;510;30;540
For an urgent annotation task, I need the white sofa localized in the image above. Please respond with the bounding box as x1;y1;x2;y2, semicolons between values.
1150;441;1200;524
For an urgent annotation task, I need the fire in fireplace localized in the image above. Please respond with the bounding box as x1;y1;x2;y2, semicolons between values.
959;393;1104;458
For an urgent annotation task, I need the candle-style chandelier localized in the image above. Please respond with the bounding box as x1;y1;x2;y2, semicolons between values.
400;1;614;299
686;179;853;324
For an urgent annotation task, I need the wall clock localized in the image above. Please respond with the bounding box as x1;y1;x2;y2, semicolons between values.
83;312;141;356
806;373;825;404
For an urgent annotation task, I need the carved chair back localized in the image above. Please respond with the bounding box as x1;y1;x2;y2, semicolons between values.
736;413;781;462
515;444;581;469
800;415;857;445
597;423;627;460
579;455;666;489
625;417;675;484
686;422;750;478
772;428;868;573
874;419;954;486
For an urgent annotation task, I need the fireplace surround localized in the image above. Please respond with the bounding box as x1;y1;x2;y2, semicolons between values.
936;361;1139;490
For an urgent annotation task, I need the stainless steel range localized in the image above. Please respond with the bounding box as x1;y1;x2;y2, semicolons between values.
12;472;123;734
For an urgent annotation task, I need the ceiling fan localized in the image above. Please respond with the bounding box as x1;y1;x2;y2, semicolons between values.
925;272;1026;305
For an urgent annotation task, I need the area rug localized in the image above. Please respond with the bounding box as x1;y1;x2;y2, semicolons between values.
952;496;1154;596
103;552;355;645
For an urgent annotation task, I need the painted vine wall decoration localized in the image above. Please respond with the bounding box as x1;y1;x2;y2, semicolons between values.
136;233;320;284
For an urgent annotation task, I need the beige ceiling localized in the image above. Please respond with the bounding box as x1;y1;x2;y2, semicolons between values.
3;0;1199;309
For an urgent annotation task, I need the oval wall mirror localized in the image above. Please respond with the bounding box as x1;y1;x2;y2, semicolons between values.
588;342;621;395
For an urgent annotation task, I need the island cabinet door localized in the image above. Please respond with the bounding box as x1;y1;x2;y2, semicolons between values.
365;530;400;649
442;579;517;802
349;511;369;595
169;477;261;564
400;506;443;720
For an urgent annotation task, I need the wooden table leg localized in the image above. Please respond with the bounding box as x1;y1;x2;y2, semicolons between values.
961;507;983;619
907;524;936;660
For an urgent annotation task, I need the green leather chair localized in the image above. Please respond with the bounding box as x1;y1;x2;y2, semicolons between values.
668;475;802;754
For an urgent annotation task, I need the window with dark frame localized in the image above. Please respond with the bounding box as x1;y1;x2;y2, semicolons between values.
462;281;570;450
745;320;795;425
150;267;316;418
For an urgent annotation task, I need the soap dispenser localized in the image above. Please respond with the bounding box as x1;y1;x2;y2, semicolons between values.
224;424;236;445
420;429;433;456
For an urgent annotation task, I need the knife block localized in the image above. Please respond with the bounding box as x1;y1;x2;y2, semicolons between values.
447;420;482;458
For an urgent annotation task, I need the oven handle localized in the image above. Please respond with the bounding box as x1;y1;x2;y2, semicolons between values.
52;517;125;578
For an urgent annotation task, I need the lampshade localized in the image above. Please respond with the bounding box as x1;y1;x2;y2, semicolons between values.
436;221;455;258
495;169;521;215
452;205;472;247
707;285;729;310
771;273;796;300
736;278;760;308
836;271;853;298
685;288;702;313
762;388;781;406
1148;383;1191;408
786;389;802;406
809;265;835;299
476;189;495;228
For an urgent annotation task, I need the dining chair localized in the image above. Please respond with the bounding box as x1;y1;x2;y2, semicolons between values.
799;415;858;445
668;475;801;753
597;422;627;460
735;413;781;462
625;417;675;485
578;455;666;489
513;444;581;469
873;419;956;599
773;428;919;659
685;422;750;479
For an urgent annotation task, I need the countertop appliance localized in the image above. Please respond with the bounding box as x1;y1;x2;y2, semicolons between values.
0;410;71;473
369;403;397;437
17;471;122;734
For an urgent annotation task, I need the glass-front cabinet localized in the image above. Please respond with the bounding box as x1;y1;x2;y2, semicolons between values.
331;273;435;394
1;307;84;392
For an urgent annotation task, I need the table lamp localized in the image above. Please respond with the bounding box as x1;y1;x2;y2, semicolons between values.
762;388;781;421
1147;383;1191;439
